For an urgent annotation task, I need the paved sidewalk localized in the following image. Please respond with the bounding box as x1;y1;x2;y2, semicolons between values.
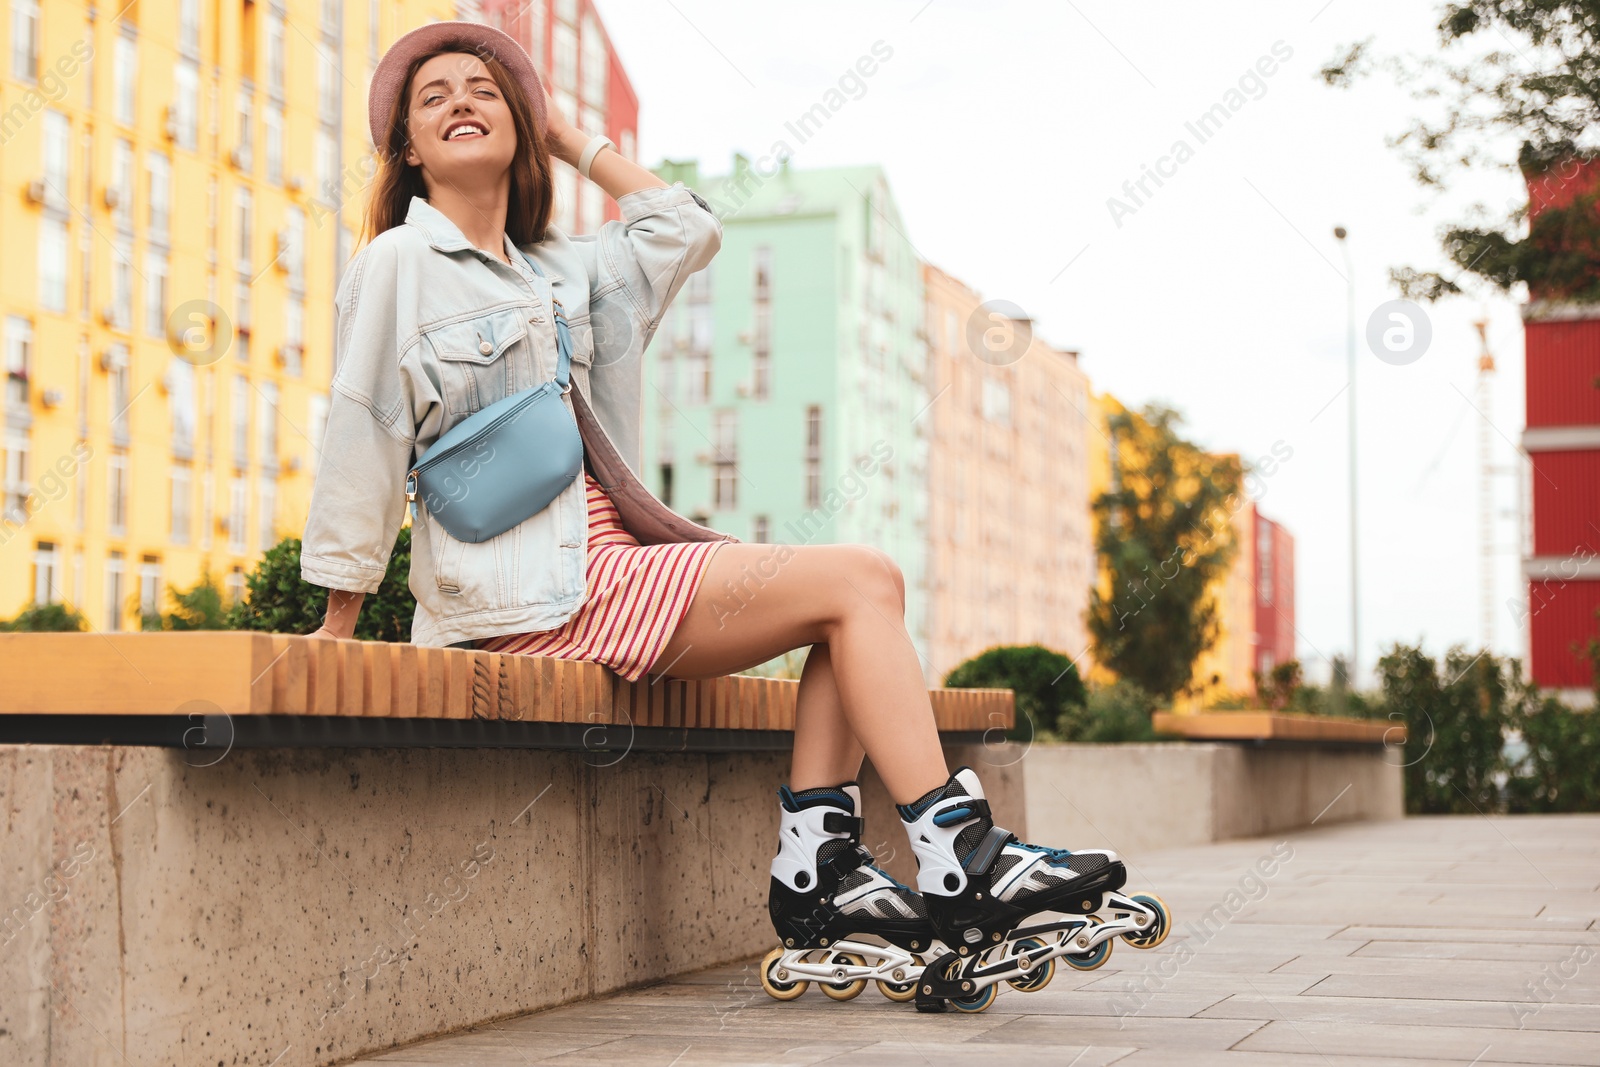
348;815;1600;1066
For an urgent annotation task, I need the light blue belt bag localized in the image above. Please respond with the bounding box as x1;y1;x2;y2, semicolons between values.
405;245;584;544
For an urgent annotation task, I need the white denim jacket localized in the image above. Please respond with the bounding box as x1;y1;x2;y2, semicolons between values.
300;183;737;647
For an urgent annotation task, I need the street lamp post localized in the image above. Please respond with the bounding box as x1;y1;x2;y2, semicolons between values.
1334;226;1358;689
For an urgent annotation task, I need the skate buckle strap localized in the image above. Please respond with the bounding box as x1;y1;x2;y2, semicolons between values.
962;824;1016;876
822;811;864;838
930;797;991;828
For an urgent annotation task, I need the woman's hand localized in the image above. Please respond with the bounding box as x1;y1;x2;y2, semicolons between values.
541;88;585;168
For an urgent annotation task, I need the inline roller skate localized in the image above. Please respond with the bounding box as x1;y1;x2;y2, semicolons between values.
898;767;1172;1013
760;782;942;1003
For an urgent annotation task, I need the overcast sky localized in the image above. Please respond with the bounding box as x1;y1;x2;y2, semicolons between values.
595;0;1533;685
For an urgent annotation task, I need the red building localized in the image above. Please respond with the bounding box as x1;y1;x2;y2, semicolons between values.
1521;159;1600;704
1251;509;1296;678
478;0;641;233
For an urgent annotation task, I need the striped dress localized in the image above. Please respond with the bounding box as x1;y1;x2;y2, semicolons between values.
476;472;728;682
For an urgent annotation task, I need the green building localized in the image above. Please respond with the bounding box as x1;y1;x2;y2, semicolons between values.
647;156;930;673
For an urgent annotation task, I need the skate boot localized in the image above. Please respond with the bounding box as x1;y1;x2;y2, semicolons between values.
899;767;1171;1013
759;782;942;1004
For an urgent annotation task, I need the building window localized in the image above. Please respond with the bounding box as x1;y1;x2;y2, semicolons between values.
659;462;674;508
257;476;277;549
804;405;822;508
5;316;32;410
143;250;168;338
3;430;29;521
108;450;130;536
235;187;254;272
308;393;329;472
981;377;1011;426
235;89;254;170
139;556;162;620
114;32;137;127
108;345;131;442
256;381;279;468
38;216;69;313
753;245;771;300
228;476;248;553
580;12;608;108
316;127;338;203
232;375;250;466
169;356;196;454
284;206;305;290
579;181;602;234
146;151;171;243
179;0;201;56
105;551;125;631
553;21;578;87
264;105;284;184
318;49;338;124
33;541;60;604
111;139;135;231
753;516;769;543
11;0;39;82
713;410;737;510
170;463;192;545
752;305;771;400
172;60;200;151
1258;521;1274;604
42;109;70;208
226;566;246;606
283;296;303;375
266;10;286;100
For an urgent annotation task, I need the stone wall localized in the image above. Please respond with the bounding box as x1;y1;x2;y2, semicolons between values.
1022;741;1403;854
0;740;1022;1067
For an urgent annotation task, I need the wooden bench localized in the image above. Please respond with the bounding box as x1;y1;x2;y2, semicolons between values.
0;632;1012;751
1152;710;1403;745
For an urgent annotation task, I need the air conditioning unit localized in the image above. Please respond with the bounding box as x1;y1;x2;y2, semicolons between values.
274;229;291;268
285;455;302;473
228;147;248;169
163;105;180;141
285;175;304;193
41;389;64;409
734;381;750;397
24;179;47;205
102;185;122;209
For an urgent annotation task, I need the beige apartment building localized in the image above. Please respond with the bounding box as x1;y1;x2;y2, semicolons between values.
921;263;1093;684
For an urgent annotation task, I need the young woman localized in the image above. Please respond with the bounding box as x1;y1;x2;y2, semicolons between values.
302;22;1165;1012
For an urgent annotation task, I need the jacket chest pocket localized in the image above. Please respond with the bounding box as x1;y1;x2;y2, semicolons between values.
565;313;595;369
427;308;530;415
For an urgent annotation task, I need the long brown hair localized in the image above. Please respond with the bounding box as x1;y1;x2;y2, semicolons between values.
361;39;553;247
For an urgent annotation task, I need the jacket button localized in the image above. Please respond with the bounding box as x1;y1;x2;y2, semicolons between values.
478;340;494;355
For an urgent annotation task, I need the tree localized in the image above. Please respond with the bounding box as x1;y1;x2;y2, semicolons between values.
1321;2;1600;302
1087;400;1244;702
226;528;415;642
944;644;1087;739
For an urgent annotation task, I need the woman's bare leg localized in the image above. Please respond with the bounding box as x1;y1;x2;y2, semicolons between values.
646;542;948;804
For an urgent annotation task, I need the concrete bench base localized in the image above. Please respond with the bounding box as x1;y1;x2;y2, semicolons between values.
1023;741;1403;854
0;741;1023;1067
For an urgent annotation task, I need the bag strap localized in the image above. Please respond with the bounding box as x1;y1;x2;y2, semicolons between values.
513;244;572;392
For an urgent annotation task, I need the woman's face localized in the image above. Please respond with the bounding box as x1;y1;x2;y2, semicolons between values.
403;52;517;190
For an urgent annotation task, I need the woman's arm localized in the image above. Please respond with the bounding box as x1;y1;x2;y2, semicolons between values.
543;91;666;201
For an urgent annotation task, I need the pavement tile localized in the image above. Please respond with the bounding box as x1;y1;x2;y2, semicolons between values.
1199;991;1598;1033
1235;1019;1600;1065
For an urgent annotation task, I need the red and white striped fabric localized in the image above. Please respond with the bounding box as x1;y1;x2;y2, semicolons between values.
476;472;726;682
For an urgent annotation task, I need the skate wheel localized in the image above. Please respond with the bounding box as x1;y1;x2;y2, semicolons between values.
1063;915;1113;971
1121;893;1171;949
877;954;923;1002
1006;938;1056;992
820;951;868;1001
759;947;809;1001
949;982;998;1013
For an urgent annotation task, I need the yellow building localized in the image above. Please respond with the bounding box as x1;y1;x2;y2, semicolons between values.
922;263;1094;683
0;1;635;631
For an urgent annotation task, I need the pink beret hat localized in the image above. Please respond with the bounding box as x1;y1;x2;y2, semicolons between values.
367;20;548;159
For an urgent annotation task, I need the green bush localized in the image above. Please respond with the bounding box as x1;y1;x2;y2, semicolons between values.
1079;681;1164;742
1377;643;1598;814
944;644;1086;740
141;569;230;631
2;601;89;632
226;527;415;642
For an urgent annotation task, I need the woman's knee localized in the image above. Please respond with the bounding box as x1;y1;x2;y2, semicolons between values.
826;544;904;614
860;545;905;610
